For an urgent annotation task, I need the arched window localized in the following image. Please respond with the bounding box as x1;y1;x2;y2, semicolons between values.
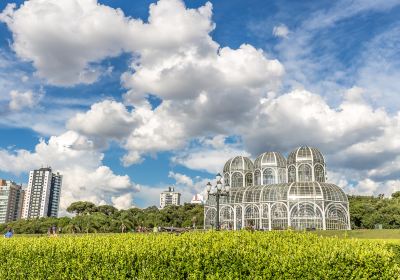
298;164;312;182
254;170;261;185
278;169;286;183
288;165;296;183
263;168;275;185
232;172;243;188
314;164;325;182
224;173;230;186
245;173;253;186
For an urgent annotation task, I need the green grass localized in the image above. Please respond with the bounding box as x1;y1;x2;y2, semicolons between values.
311;229;400;239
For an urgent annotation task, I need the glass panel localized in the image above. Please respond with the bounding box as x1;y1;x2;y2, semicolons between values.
254;170;261;185
224;173;230;186
245;173;253;187
263;168;275;185
288;166;296;183
298;164;312;182
232;172;243;188
314;164;325;182
278;168;286;183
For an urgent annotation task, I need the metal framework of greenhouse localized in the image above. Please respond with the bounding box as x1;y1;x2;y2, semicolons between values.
204;147;351;231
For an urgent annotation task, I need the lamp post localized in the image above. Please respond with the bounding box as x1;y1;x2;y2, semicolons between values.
207;173;230;230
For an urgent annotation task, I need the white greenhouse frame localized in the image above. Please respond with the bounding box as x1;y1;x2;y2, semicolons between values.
205;148;351;231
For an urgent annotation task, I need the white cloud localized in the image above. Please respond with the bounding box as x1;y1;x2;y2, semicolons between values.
273;24;289;38
173;139;250;174
168;171;193;187
122;43;283;105
9;90;42;111
2;0;400;201
0;0;134;86
0;107;79;136
67;100;136;140
200;135;227;149
0;130;138;211
272;0;400;103
244;88;389;157
121;151;143;167
111;192;134;209
0;0;218;86
1;0;285;165
356;23;400;111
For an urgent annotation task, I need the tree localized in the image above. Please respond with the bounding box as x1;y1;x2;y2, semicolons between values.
96;205;118;216
392;191;400;199
67;201;96;216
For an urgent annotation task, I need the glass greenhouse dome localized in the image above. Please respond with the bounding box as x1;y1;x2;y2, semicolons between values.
205;146;350;231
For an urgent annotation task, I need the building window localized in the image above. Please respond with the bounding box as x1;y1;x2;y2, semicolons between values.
314;164;325;182
245;173;253;187
288;165;296;183
278;169;286;183
263;168;275;185
224;173;230;186
232;172;243;188
298;164;312;182
254;170;261;185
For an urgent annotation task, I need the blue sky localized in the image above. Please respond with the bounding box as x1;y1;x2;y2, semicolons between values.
0;0;400;210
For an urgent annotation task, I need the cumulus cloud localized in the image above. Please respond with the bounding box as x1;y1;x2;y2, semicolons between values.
244;88;389;158
2;0;400;201
9;90;42;111
273;24;290;38
111;193;134;209
172;137;250;174
0;0;218;86
67;100;136;140
0;131;138;210
1;0;285;163
122;43;283;102
168;171;193;187
0;0;134;86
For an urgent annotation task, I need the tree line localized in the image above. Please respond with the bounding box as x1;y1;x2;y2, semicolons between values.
0;202;204;234
349;191;400;229
2;191;400;234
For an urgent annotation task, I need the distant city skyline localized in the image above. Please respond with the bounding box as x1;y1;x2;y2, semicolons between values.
0;0;399;212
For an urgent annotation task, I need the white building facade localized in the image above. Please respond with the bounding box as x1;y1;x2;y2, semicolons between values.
0;180;24;223
160;187;181;208
190;194;204;204
205;146;351;231
22;167;63;219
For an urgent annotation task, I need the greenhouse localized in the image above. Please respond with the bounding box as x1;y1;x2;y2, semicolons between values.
204;146;351;231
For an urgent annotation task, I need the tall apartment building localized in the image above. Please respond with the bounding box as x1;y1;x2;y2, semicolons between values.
22;167;63;219
0;179;24;223
160;186;181;209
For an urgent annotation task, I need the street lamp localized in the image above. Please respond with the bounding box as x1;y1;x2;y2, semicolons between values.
207;173;230;230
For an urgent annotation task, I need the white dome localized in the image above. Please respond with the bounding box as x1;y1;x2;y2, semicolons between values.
223;156;254;173
287;146;325;165
254;152;286;169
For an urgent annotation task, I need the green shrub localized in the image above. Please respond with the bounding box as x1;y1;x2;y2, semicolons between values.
0;231;399;279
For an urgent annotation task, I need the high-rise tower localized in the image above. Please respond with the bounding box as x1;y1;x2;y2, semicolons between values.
0;179;24;223
22;167;63;219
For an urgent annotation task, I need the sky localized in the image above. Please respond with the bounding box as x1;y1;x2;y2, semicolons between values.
0;0;400;211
